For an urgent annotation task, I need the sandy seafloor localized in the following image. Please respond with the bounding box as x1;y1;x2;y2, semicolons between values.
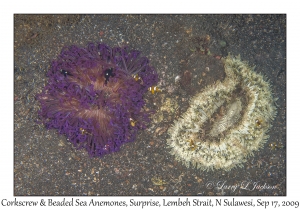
14;14;286;196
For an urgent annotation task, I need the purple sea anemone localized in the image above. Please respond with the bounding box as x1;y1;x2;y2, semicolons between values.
37;43;158;157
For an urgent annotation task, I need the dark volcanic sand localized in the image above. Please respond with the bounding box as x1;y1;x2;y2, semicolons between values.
14;14;286;195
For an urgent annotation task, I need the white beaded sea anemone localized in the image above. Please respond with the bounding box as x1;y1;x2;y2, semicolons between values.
167;55;277;171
